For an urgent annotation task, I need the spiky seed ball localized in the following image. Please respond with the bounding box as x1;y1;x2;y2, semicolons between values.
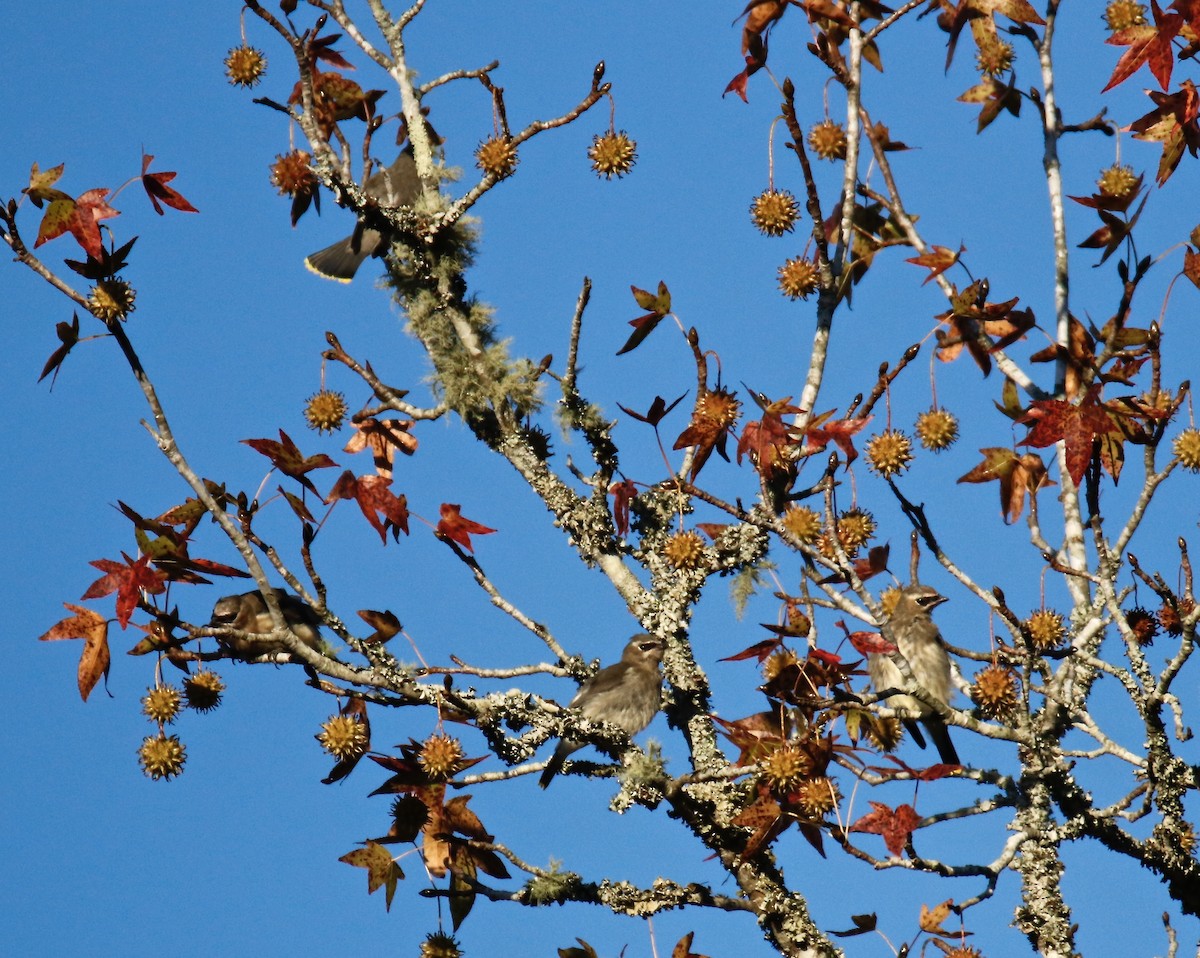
762;648;801;681
975;37;1015;76
1158;598;1195;636
778;256;820;300
184;669;225;712
420;931;463;958
88;279;136;322
1104;0;1147;32
1139;387;1174;416
138;733;187;780
750;189;800;236
794;775;839;817
837;508;876;550
781;505;822;543
1173;428;1200;472
271;150;316;197
972;663;1019;719
520;423;554;460
475;136;519;179
225;45;267;87
760;743;810;792
818;529;857;560
142;685;183;724
878;586;902;618
418;733;465;779
1096;163;1139;198
1126;606;1158;646
695;387;742;432
304;389;348;434
865;429;914;478
1025;608;1066;651
1177;823;1198;857
807;119;847;161
944;947;983;958
318;715;368;761
915;408;959;452
663;530;706;570
588;130;637;179
866;714;903;752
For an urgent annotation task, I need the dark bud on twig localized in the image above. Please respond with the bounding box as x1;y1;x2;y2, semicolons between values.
593;61;606;85
782;77;794;99
905;343;921;361
687;327;699;347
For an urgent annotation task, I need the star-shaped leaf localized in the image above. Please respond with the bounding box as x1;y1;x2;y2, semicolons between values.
437;503;496;552
243;429;338;496
957;447;1054;522
339;841;403;910
39;603;111;701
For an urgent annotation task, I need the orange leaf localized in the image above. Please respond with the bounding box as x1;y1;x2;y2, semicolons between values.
343;418;418;480
39;603;111;701
905;245;963;284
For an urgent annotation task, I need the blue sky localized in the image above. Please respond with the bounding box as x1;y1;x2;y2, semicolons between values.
5;3;1200;956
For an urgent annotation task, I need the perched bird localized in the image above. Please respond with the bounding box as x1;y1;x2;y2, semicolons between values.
304;150;423;282
208;589;323;660
539;634;665;788
868;584;960;765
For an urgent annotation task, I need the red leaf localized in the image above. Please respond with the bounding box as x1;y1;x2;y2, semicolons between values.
325;471;410;543
847;630;896;656
437;503;496;552
140;154;199;215
719;637;784;663
82;553;166;628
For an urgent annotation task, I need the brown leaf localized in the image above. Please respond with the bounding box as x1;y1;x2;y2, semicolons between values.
39;313;81;385
339;841;403;909
343;418;417;481
357;608;401;644
920;899;957;935
243;429;338;496
608;478;638;537
957;447;1053;522
905;245;963;284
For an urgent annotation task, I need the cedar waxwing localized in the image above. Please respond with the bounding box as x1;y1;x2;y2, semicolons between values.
868;584;960;765
208;589;323;660
539;634;665;788
304;150;423;282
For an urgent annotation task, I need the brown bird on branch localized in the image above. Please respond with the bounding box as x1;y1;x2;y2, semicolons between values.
539;634;665;788
868;584;960;765
208;589;323;660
